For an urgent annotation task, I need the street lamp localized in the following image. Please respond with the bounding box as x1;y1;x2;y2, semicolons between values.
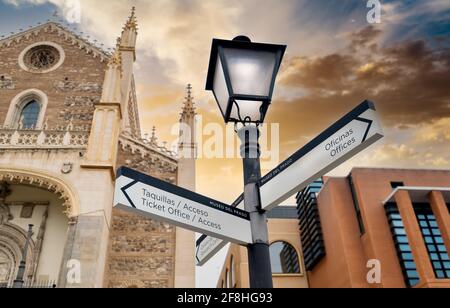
13;224;33;288
206;36;286;288
205;36;286;125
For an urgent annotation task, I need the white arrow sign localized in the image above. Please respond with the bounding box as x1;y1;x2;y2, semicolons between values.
259;101;384;211
196;195;244;266
114;167;252;245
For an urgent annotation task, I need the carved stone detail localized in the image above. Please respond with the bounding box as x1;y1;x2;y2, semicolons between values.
61;163;73;175
0;173;74;218
0;75;14;90
0;23;109;62
0;182;12;225
0;129;89;149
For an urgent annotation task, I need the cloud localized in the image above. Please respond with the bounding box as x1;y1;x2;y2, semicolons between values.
3;0;450;191
280;53;359;91
348;24;382;51
275;27;450;132
413;118;450;143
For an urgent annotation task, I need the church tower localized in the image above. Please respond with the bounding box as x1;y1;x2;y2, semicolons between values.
0;5;196;288
174;84;197;287
119;7;140;137
82;39;122;175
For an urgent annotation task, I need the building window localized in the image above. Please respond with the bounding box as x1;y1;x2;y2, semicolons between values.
24;45;60;71
385;202;450;287
296;179;325;271
269;241;301;274
225;269;229;288
19;100;40;129
414;203;450;279
391;182;405;189
4;89;48;130
230;256;236;288
349;176;365;235
385;203;419;288
18;42;65;74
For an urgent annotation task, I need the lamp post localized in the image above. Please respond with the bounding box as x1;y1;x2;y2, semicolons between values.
13;224;33;288
206;36;286;288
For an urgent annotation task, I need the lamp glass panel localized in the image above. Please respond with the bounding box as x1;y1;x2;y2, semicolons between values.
223;48;277;97
213;55;231;118
230;100;264;122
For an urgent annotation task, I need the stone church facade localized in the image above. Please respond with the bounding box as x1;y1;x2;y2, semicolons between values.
0;8;196;288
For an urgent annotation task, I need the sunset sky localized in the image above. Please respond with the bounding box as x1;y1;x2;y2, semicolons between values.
1;0;450;287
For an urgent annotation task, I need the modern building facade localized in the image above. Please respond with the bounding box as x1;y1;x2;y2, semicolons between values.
0;8;197;288
217;168;450;289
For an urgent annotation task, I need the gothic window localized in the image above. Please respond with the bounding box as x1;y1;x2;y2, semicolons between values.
19;100;41;129
23;45;60;72
19;42;65;74
4;89;48;130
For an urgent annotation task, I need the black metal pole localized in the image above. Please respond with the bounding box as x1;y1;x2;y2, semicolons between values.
13;224;33;288
238;125;273;289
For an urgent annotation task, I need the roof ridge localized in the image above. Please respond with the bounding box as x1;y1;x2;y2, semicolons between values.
119;133;178;162
0;21;111;59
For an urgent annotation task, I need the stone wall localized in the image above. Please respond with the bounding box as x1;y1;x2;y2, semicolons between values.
105;141;178;288
0;24;106;131
116;137;177;182
105;210;176;288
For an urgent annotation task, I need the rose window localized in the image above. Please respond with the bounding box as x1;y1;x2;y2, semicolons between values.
23;45;60;71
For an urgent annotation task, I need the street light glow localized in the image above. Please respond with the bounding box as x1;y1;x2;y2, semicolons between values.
205;37;286;124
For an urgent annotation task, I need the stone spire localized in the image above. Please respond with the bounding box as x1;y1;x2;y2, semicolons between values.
175;84;198;287
101;38;122;103
178;84;197;158
119;6;139;135
120;6;138;50
150;126;158;146
125;6;138;31
181;84;196;117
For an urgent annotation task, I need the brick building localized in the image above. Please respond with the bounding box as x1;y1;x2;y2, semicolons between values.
217;168;450;288
0;8;197;288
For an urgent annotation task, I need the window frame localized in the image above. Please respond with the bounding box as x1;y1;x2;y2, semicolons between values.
230;255;237;288
269;240;303;276
19;100;41;129
225;269;230;288
18;41;65;74
4;89;48;130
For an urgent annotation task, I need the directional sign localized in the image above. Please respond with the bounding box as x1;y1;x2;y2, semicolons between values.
114;167;252;245
259;100;384;211
196;194;244;266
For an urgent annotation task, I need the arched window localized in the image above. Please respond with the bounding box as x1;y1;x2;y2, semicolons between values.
4;89;48;130
269;241;301;274
230;256;236;288
19;100;40;129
